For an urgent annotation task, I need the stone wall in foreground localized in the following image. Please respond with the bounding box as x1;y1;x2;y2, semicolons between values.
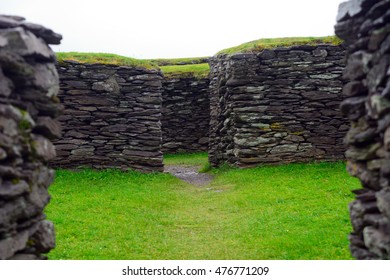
162;77;210;154
209;45;348;167
53;62;164;172
336;0;390;259
0;15;61;259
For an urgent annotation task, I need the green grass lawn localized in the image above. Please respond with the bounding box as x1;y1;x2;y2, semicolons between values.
46;153;360;260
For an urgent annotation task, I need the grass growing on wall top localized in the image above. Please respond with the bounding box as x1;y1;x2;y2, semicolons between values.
56;52;157;69
160;63;210;79
46;155;359;260
56;52;210;78
148;57;209;66
218;35;343;55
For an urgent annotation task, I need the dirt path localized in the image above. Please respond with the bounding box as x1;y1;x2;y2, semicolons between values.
164;165;214;186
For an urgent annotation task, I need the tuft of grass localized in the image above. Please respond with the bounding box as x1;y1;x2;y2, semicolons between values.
46;160;360;260
164;152;209;166
198;162;212;173
56;52;157;69
159;63;210;79
218;36;343;55
148;57;209;66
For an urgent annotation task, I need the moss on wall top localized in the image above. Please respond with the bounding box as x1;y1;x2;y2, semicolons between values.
160;63;210;79
217;36;343;55
56;52;157;69
56;52;210;78
56;36;342;77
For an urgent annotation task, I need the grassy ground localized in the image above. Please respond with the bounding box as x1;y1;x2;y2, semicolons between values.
164;152;209;166
218;36;343;55
46;153;359;260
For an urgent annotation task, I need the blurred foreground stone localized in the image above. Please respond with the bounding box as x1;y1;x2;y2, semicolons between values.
0;15;61;260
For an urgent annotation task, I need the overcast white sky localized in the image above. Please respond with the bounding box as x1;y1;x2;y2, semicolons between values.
2;0;345;58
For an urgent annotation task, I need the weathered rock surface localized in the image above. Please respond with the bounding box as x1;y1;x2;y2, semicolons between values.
0;14;61;259
209;45;347;167
162;77;210;153
52;62;164;172
336;0;390;260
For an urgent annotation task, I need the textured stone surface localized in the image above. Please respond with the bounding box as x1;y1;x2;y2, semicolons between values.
162;77;210;153
209;45;347;167
52;62;164;172
335;0;390;260
0;14;60;259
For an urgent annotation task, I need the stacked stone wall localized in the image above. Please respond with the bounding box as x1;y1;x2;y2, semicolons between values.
336;0;390;259
0;15;61;259
162;77;210;153
53;62;164;172
209;45;348;167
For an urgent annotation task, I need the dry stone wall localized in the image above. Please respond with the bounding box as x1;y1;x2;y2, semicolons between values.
162;77;210;153
53;62;164;172
209;45;348;167
0;15;61;259
336;0;390;259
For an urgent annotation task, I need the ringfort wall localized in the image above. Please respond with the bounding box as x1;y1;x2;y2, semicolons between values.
0;15;61;259
208;45;348;167
53;62;164;172
336;0;390;259
54;44;349;170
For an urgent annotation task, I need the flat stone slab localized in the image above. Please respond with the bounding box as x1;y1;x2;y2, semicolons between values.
164;165;214;186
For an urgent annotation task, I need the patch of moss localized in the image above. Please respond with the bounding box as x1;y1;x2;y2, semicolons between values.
291;131;305;136
218;36;343;55
270;122;283;130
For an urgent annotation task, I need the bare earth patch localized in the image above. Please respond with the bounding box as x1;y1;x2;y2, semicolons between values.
164;165;214;186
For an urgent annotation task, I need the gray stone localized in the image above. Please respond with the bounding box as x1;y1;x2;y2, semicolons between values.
312;49;328;57
343;81;367;96
0;27;55;60
0;230;29;260
34;116;61;139
32;63;59;97
234;136;276;147
368;94;390;119
345;142;381;161
0;68;13;97
92;76;120;93
340;96;367;119
343;51;372;80
0;180;29;199
363;226;390;259
376;188;390;219
30;220;56;253
0;147;6;160
31;134;57;162
21;21;62;45
270;144;298;153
